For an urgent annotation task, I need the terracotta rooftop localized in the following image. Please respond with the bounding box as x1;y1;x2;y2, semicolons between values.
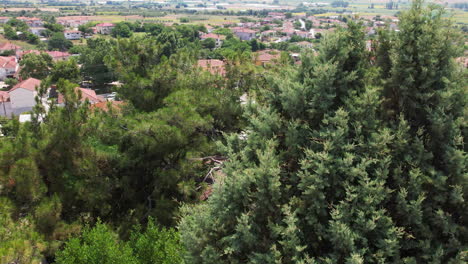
58;87;105;104
96;23;115;27
197;59;226;76
9;78;41;92
200;33;226;40
46;51;71;59
0;56;17;69
0;42;21;51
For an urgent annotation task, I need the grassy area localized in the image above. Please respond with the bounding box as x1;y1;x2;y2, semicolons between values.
0;35;37;50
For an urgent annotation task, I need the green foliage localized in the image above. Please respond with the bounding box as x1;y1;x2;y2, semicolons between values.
112;22;134;38
129;218;184;264
79;38;115;87
48;32;73;51
56;219;184;264
179;2;467;263
3;24;18;40
50;58;81;84
202;37;216;49
19;52;54;80
55;221;137;264
0;197;46;264
44;22;65;33
78;22;96;35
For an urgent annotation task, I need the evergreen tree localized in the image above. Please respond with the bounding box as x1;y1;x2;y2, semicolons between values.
179;3;467;262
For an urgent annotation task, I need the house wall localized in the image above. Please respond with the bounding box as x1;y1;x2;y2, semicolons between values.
0;67;16;80
0;101;12;117
9;88;36;111
235;32;255;41
0;69;6;80
98;26;114;35
65;32;82;40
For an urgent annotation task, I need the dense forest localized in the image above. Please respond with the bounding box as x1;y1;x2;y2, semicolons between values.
0;0;466;263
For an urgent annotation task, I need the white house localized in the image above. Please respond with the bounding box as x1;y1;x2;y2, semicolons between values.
0;17;10;24
200;33;226;48
29;27;47;37
16;17;44;27
95;23;115;35
8;78;42;115
233;28;257;41
64;30;82;40
0;56;18;80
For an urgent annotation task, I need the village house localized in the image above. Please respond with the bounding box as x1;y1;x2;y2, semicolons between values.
8;77;42;115
295;31;313;39
0;17;10;24
295;41;313;49
205;25;214;33
197;59;226;76
233;28;257;41
29;27;47;36
58;87;106;105
0;42;21;54
95;23;115;35
268;12;286;20
17;49;41;59
64;30;83;40
46;51;71;61
16;17;44;27
0;56;18;80
254;50;281;66
57;16;90;27
200;33;226;48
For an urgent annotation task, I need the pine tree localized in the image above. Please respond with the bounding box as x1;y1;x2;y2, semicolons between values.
179;2;467;262
382;0;467;261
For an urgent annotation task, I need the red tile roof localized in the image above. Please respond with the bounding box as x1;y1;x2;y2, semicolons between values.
234;28;256;34
90;101;124;111
0;42;21;51
0;56;17;69
46;51;71;59
96;23;115;27
58;87;105;104
197;59;226;76
9;78;41;92
200;33;226;40
17;49;41;58
17;17;41;21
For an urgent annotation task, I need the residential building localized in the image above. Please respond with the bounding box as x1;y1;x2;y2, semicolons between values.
200;33;226;48
0;17;10;24
0;42;21;54
58;87;106;105
46;51;71;61
295;31;313;39
17;49;41;59
16;17;44;27
29;27;47;36
64;30;83;40
295;41;313;49
57;16;90;27
0;56;18;80
95;23;115;35
233;28;257;41
8;78;42;115
197;59;226;76
254;50;281;66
